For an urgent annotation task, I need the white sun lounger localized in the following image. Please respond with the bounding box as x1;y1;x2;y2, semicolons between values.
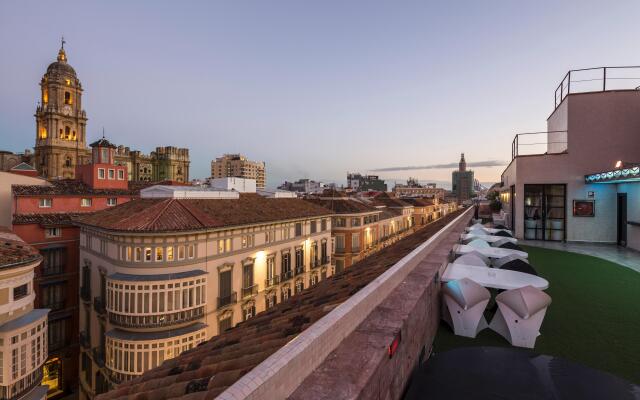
461;233;518;244
489;286;552;348
441;278;491;338
442;263;549;290
454;244;528;260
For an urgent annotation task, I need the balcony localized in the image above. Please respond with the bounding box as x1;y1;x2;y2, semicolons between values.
281;270;293;282
44;300;65;311
554;66;640;109
109;306;205;329
3;367;44;400
241;284;258;298
92;347;105;367
310;258;320;269
321;256;330;265
217;292;237;309
295;265;305;276
93;297;106;315
80;286;91;302
265;275;280;288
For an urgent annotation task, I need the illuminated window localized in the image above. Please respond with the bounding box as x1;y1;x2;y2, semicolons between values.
43;357;62;396
43;90;49;104
144;248;152;262
45;228;61;238
65;79;71;86
64;126;71;140
39;198;52;208
64;91;72;104
217;239;231;254
39;127;47;139
166;247;174;261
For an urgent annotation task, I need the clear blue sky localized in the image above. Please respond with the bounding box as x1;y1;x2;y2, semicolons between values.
1;1;639;187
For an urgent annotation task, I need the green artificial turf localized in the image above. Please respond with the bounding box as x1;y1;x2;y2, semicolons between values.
434;245;640;384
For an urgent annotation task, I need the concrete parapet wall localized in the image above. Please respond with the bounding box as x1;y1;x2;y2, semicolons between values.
217;207;473;400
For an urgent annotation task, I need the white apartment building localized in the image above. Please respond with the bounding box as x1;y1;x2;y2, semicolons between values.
75;184;332;397
0;229;49;400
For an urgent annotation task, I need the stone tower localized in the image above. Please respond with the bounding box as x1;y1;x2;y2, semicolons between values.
34;40;89;179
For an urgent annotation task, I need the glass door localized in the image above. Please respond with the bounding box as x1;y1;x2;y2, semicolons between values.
524;184;566;241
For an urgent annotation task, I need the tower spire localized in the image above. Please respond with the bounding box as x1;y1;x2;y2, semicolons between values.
57;36;67;62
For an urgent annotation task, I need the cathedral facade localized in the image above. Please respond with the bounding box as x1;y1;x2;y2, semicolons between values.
1;42;190;182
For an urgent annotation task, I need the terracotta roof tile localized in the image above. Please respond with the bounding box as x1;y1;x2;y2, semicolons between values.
77;194;334;232
12;179;150;196
12;212;88;226
304;198;377;214
96;210;463;400
0;228;41;268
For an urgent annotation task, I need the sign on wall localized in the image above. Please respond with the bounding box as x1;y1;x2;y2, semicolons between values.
573;200;595;217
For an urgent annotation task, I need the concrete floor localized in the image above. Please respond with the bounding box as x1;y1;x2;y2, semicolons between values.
520;240;640;273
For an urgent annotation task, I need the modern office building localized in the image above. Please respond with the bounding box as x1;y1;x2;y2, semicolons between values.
74;183;332;397
452;153;474;203
0;228;50;400
210;154;266;189
500;66;640;248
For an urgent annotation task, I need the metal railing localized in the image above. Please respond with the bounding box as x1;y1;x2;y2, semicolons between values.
80;331;90;348
281;270;294;281
555;66;640;109
241;284;258;298
295;265;305;276
109;306;205;328
511;131;568;160
80;286;91;302
217;292;237;309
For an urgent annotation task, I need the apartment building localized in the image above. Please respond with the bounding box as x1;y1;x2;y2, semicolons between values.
74;185;332;397
10;138;147;399
346;173;387;192
392;179;445;199
0;228;49;400
210;154;266;189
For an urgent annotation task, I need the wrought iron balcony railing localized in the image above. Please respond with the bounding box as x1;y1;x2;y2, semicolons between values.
217;292;237;309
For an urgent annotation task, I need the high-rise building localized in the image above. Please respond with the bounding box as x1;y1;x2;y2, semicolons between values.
0;228;50;400
210;154;266;189
452;153;474;203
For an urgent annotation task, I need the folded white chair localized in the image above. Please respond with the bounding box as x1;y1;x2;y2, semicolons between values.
442;278;491;338
467;239;491;250
489;285;552;348
493;254;529;268
453;253;490;267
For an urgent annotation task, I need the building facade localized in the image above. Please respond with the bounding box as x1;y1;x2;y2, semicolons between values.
347;173;387;192
0;42;190;183
452;153;474;203
500;67;640;248
10;139;146;399
75;186;332;397
0;229;50;400
392;179;445;199
278;179;329;194
211;154;265;189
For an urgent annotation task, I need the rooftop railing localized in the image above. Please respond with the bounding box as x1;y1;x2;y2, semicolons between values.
554;66;640;109
511;131;568;160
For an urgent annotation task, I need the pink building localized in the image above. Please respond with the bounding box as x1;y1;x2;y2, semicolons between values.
500;67;640;250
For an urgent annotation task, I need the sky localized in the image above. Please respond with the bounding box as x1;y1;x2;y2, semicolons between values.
1;1;639;188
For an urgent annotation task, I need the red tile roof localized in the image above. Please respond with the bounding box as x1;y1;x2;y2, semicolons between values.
96;209;464;400
12;179;151;196
304;198;378;214
0;228;41;268
76;194;334;232
13;213;88;226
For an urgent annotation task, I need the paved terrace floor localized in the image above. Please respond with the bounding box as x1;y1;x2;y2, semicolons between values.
520;240;640;273
97;209;466;400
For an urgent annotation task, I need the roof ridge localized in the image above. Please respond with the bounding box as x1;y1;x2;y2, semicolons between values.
173;199;209;228
146;199;179;229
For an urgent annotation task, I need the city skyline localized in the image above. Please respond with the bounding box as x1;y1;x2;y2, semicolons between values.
1;1;640;186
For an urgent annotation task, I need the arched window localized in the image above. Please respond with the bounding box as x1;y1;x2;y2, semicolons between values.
64;91;72;105
65;157;72;168
64;127;71;140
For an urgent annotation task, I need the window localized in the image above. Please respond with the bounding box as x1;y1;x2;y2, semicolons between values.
321;240;328;264
310;220;317;234
13;284;28;300
219;317;232;333
351;218;361;227
243;263;254;289
135;247;142;262
295;279;303;294
42;248;65;275
243;305;255;321
45;227;61;238
42;284;64;310
335;259;345;274
81;198;92;207
39;198;52;208
241;234;254;249
267;257;276;281
117;170;125;180
166;247;174;261
108;169;115;179
217;239;231;254
295;223;303;237
334;217;346;227
107;198;117;206
188;244;195;259
310;274;318;286
282;227;291;240
155;247;163;262
98;168;105;179
144;248;152;262
335;235;345;252
295;247;304;272
282;252;291;274
352;233;360;251
321;219;327;231
64;91;71;104
265;230;276;243
266;292;276;309
177;245;185;260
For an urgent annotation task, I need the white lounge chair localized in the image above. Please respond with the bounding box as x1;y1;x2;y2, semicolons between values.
453;253;490;267
489;285;552;348
493;254;529;268
442;278;491;338
467;239;491;249
454;250;491;266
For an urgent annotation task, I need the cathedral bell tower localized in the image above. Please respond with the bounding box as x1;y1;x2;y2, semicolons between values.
34;38;89;179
